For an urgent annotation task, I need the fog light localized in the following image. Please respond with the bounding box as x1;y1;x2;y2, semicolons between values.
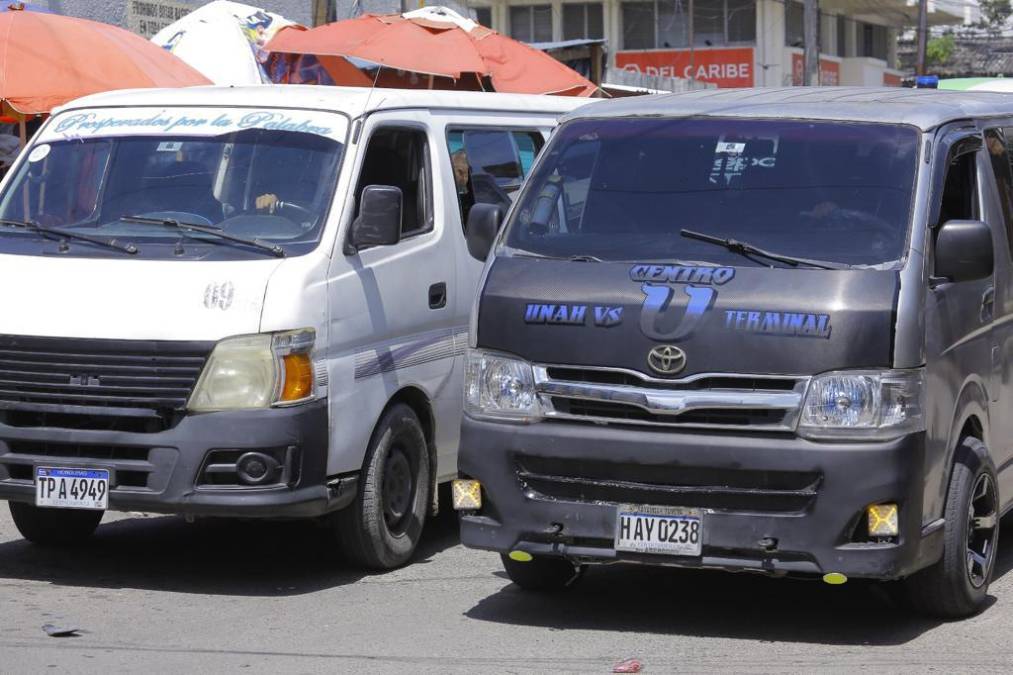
823;572;848;585
509;550;533;562
236;452;280;486
452;479;482;510
867;503;899;537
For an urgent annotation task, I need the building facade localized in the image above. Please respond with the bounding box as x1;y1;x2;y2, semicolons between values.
469;0;966;87
30;0;316;34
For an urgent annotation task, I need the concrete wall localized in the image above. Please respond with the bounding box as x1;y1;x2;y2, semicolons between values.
36;1;476;29
38;1;315;27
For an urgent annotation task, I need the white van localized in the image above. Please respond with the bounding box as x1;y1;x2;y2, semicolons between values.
0;85;586;568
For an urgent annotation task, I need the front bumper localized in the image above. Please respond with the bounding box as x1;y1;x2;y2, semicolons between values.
458;417;942;580
0;400;354;518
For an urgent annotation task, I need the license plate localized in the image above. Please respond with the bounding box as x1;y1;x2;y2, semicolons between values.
35;467;109;510
614;505;702;556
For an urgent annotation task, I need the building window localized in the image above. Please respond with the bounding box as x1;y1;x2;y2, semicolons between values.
563;3;604;40
835;15;848;57
621;2;659;49
510;5;553;43
473;7;492;28
859;22;888;61
727;0;755;43
785;1;803;47
657;1;689;47
621;0;754;50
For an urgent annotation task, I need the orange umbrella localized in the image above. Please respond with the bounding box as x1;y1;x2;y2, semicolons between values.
0;7;210;117
267;7;597;97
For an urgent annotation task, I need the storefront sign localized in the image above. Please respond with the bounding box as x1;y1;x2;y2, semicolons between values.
615;48;755;88
127;0;192;38
790;53;840;86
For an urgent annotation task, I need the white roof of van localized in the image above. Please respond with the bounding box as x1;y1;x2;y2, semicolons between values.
55;85;595;118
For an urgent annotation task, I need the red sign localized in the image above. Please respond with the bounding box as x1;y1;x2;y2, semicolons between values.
790;53;840;86
616;48;755;88
883;72;902;87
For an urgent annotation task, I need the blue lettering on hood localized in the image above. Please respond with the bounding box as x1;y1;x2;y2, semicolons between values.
724;309;832;339
630;264;735;285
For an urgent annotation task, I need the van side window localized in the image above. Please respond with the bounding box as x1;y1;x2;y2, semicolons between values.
938;151;979;226
447;128;545;226
356;128;433;237
992;127;1013;257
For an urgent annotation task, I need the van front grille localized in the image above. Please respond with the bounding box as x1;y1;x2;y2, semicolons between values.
0;334;213;430
535;365;808;432
516;455;821;513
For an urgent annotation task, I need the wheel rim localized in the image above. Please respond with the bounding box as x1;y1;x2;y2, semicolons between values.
382;446;415;535
966;473;999;589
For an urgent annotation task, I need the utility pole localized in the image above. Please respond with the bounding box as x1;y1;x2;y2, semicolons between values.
916;0;929;75
803;0;820;86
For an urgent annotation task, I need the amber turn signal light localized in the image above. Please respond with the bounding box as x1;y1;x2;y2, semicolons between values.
867;503;899;537
452;479;482;510
280;353;314;402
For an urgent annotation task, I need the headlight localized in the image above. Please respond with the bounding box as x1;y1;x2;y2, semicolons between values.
188;329;316;412
464;349;540;421
798;369;924;440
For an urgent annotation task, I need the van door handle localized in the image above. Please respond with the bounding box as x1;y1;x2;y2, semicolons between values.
428;282;447;310
981;286;995;323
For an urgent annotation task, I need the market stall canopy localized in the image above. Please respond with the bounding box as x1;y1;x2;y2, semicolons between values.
151;0;299;85
267;6;597;96
0;8;210;116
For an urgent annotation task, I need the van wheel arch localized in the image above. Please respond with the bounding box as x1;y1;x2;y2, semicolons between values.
378;386;438;516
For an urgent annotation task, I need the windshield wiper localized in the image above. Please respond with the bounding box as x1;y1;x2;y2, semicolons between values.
680;229;849;270
0;218;138;255
119;216;286;258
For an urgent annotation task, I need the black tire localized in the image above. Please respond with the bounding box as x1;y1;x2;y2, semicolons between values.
334;403;430;569
500;553;581;591
903;437;1000;619
9;501;102;546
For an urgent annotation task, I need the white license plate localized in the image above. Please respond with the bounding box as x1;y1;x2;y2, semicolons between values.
35;467;109;510
615;505;703;556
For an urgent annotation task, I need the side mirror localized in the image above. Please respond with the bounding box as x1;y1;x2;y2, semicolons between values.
465;203;505;262
348;185;402;252
934;220;993;283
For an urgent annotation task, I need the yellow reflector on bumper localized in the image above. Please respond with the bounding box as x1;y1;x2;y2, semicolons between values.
867;503;899;537
509;550;533;562
451;479;482;510
823;572;848;585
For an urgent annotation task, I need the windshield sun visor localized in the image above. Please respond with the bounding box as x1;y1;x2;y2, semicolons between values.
0;107;349;261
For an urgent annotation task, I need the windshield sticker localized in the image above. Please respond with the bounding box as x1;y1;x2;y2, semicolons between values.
42;107;345;143
724;310;832;339
27;144;51;163
524;304;624;328
709;133;780;185
156;141;183;152
715;141;745;154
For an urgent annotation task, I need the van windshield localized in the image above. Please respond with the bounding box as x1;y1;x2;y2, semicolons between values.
0;107;346;260
505;118;920;268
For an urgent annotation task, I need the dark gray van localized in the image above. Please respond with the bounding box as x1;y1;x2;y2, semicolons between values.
454;88;1013;618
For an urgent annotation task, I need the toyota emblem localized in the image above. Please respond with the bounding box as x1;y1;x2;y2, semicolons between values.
647;345;687;375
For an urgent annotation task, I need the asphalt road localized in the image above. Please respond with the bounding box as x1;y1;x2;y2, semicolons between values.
1;501;1012;674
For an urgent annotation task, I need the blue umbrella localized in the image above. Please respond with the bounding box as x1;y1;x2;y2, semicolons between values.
0;2;54;12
